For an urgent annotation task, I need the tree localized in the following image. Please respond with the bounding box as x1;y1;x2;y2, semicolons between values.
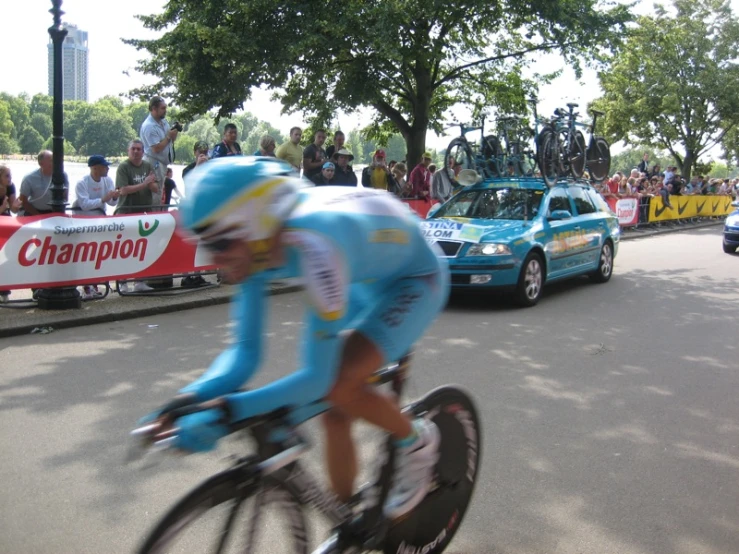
184;118;221;147
30;113;52;141
29;94;53;119
126;0;630;168
77;107;136;156
174;134;198;164
41;137;76;156
594;0;739;180
0;93;30;140
126;102;150;137
19;127;44;155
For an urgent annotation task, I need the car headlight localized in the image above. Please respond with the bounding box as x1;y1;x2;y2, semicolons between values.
726;215;739;227
466;243;511;256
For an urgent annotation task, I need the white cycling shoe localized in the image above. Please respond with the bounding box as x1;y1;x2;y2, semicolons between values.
384;418;440;519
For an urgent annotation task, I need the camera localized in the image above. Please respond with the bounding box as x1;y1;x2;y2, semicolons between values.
172;121;183;132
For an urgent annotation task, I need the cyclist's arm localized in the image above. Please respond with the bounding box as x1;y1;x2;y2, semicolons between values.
179;277;267;401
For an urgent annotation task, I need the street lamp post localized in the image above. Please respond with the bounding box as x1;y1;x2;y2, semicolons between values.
37;0;81;310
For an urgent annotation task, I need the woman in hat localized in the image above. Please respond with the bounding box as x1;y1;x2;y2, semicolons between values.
333;148;358;186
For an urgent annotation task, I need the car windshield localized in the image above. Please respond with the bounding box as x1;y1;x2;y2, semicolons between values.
432;188;544;220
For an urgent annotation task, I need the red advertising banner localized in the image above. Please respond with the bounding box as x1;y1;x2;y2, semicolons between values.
402;198;432;218
0;212;217;290
606;196;639;227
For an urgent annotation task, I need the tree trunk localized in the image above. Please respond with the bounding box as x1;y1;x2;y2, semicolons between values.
404;127;427;172
682;150;694;181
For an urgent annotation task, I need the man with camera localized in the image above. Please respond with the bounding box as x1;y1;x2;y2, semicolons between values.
141;95;180;210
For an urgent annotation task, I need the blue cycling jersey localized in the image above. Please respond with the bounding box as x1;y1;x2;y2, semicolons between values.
180;187;449;424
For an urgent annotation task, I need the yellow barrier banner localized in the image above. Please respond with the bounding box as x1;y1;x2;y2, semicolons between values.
648;196;734;222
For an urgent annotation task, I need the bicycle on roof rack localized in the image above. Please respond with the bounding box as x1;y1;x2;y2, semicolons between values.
131;353;481;554
444;117;504;180
486;116;538;178
536;103;611;187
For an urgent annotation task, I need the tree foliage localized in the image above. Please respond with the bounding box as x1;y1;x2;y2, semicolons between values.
126;0;630;167
30;113;52;141
19;126;44;155
594;0;739;180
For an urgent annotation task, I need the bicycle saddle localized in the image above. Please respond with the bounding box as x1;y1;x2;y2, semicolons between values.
566;102;579;108
590;109;605;116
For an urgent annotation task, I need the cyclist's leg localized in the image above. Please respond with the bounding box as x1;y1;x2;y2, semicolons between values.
324;269;449;501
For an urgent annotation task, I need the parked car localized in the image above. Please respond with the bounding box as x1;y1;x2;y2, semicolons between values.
422;177;620;306
723;200;739;253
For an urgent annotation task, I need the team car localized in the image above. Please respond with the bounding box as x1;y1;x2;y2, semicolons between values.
723;201;739;254
421;177;620;306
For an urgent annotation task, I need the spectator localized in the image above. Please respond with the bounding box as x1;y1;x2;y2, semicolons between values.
408;152;433;200
115;139;158;216
254;135;277;157
71;155;119;216
361;149;397;192
115;139;158;292
431;156;456;203
603;172;622;198
19;150;68;215
637;153;649;174
162;167;180;206
428;164;437;177
333;149;358;186
182;141;210;179
0;164;20;215
276;126;303;174
325;130;346;161
140;95;178;209
303;129;328;181
392;162;409;197
211;123;242;158
388;159;397;172
311;162;337;186
0;164;20;303
649;164;661;179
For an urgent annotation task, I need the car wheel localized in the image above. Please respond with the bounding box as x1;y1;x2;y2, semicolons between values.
590;240;614;283
515;252;544;307
723;241;736;254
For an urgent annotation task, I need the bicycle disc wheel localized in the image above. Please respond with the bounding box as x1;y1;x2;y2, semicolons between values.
570;131;587;179
481;135;504;177
138;470;308;554
384;386;481;554
587;137;611;182
537;129;558;187
445;138;474;175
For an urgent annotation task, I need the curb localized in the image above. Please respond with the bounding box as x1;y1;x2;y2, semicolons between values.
0;284;303;339
619;219;722;241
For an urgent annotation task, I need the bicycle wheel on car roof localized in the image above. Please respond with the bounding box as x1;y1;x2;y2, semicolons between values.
383;385;481;554
445;138;474;175
138;470;308;554
569;130;587;179
586;136;611;182
537;128;559;187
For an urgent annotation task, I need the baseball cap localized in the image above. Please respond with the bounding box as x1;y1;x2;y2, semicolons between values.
322;162;335;170
422;152;432;159
373;149;386;159
87;154;111;167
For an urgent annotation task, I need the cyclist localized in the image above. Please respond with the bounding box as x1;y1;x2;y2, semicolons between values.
142;157;449;519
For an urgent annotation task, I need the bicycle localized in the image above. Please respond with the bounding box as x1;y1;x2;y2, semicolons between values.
131;353;481;554
488;116;538;178
444;118;503;179
536;104;611;187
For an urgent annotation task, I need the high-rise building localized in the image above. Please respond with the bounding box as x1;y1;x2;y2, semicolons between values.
47;24;88;101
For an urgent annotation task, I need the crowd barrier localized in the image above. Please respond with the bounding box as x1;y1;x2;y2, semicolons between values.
401;197;433;218
0;211;217;291
606;195;734;226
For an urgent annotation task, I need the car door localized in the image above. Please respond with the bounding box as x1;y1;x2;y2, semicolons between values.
566;184;603;271
542;186;579;278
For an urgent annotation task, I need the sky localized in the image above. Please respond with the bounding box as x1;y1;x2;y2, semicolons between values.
2;1;736;153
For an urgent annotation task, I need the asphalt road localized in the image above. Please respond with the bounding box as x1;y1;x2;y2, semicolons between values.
1;226;738;554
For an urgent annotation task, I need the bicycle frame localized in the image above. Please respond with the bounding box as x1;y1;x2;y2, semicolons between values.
229;355;413;552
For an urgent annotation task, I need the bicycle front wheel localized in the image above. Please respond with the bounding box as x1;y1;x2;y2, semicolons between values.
569;131;587;179
138;470;308;554
587;137;611;182
384;385;482;554
537;129;559;187
481;135;504;177
445;138;474;174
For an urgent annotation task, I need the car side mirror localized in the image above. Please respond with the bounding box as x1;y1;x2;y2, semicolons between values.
548;209;572;220
732;200;739;208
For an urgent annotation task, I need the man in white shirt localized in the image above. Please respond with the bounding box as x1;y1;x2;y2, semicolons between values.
72;155;119;215
140;95;179;208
